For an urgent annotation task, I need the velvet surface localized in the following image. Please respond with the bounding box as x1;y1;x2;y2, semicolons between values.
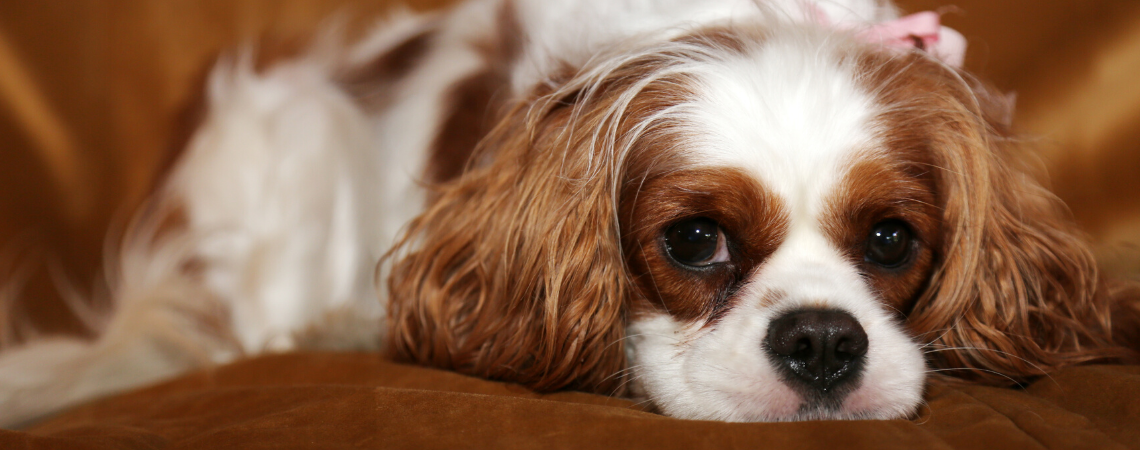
2;352;1138;449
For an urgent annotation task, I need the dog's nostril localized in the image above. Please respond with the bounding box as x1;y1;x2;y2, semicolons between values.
765;309;868;392
835;336;865;359
794;338;811;354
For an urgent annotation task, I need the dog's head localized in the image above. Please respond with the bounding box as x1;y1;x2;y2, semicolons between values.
386;20;1127;421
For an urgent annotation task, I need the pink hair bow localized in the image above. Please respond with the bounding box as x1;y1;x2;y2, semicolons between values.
857;11;967;68
811;6;967;68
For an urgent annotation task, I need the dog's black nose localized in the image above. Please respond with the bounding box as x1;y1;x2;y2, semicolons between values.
765;309;868;393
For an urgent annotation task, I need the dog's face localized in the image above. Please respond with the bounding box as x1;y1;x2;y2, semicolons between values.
618;31;937;420
388;23;1117;422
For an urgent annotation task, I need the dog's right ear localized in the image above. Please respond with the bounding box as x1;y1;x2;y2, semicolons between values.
384;94;632;394
870;53;1140;384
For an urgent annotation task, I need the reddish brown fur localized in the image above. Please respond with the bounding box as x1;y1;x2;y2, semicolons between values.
386;100;631;393
821;157;941;313
857;49;1138;384
622;167;788;323
338;26;438;111
427;69;509;184
426;2;523;184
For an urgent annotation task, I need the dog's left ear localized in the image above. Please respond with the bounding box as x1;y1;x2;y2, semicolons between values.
893;61;1138;384
384;93;632;394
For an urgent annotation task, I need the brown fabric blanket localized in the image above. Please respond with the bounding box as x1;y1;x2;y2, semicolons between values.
3;352;1138;449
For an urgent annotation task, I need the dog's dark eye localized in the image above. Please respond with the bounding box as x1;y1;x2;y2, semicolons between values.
865;220;913;268
664;217;728;267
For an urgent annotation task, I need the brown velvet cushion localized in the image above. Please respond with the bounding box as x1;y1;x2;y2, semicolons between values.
3;352;1138;449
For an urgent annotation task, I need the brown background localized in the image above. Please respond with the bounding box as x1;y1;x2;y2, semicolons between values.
1;0;1139;340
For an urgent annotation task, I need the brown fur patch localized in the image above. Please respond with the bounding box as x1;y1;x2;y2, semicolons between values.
387;95;633;394
622;167;788;323
820;155;941;314
426;1;522;184
338;27;437;111
427;71;507;184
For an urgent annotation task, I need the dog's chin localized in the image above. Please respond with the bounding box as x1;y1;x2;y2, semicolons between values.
632;374;923;423
626;313;926;423
633;382;921;423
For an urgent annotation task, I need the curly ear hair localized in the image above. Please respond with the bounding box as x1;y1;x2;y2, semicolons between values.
867;52;1138;384
384;104;630;394
384;44;704;394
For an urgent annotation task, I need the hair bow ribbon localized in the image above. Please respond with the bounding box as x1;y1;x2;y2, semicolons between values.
811;5;967;68
858;11;966;68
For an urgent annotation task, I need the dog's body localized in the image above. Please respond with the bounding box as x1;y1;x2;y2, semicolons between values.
2;0;1137;426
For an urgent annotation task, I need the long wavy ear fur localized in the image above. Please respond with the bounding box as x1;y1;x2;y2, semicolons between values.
384;87;635;394
877;54;1140;384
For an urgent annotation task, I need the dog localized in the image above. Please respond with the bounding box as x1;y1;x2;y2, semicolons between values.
1;0;1137;426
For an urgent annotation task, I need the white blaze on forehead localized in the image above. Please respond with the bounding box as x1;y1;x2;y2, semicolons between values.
506;0;900;96
683;34;880;226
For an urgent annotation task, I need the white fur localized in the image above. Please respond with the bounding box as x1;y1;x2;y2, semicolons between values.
0;0;934;427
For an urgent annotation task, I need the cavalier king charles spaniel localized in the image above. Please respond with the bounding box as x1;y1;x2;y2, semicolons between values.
2;0;1138;426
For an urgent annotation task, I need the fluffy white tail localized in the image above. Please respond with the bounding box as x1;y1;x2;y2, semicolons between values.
0;214;238;426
